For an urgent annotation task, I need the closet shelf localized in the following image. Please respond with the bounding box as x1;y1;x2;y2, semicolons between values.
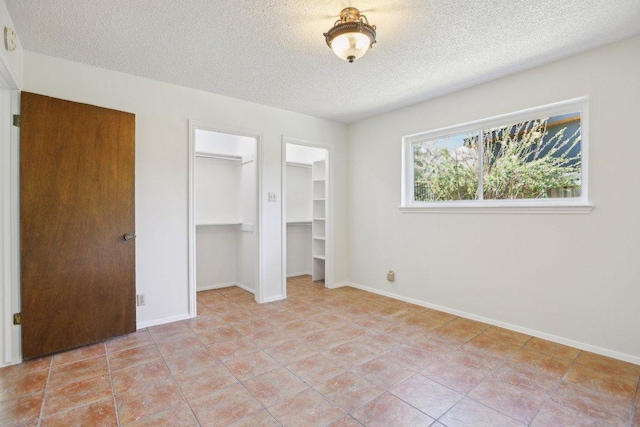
313;198;326;201
287;221;312;225
313;178;326;182
195;152;242;162
313;217;325;221
196;222;242;226
313;236;325;240
286;161;312;169
313;255;326;260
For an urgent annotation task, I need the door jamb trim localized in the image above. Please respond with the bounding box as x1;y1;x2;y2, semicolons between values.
187;120;263;316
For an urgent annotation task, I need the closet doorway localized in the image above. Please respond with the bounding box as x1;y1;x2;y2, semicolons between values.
188;122;260;315
282;140;331;296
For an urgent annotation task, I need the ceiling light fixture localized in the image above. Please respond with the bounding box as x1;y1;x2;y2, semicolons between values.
323;7;376;63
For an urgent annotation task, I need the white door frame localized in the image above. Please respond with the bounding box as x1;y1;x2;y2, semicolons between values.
187;120;263;316
1;91;22;367
281;137;334;298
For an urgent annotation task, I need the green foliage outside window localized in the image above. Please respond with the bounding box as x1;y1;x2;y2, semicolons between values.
414;117;581;201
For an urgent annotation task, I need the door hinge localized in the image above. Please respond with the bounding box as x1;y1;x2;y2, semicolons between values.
13;312;21;325
12;114;20;127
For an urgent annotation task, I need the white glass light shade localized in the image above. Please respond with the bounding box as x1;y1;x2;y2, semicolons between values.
330;32;371;62
324;8;376;63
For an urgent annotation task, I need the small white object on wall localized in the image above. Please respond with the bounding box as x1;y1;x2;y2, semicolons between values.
4;27;16;52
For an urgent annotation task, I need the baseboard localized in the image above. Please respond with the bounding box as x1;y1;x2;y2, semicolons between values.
346;282;640;366
137;313;191;329
197;282;255;294
0;359;21;368
197;282;238;292
263;294;285;303
326;281;348;289
235;283;255;294
287;271;311;278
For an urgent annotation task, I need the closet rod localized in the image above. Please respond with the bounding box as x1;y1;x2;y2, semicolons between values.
195;152;242;162
286;161;312;169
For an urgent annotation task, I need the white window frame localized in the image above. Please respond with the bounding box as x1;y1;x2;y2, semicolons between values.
401;97;592;214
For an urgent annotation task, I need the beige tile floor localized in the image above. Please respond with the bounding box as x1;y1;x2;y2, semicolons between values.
1;275;639;426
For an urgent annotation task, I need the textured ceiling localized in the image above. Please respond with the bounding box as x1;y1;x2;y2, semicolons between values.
5;1;640;123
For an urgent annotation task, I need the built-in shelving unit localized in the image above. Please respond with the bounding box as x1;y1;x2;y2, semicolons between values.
312;159;327;281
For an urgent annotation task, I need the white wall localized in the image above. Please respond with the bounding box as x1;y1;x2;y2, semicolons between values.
236;149;257;291
0;0;23;89
195;130;254;157
347;36;640;362
286;166;312;222
285;165;313;277
194;158;240;224
286;224;312;277
196;225;237;289
20;51;348;332
195;157;257;291
239;154;257;226
286;144;326;165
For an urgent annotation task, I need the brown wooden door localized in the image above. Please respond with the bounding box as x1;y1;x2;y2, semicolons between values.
20;92;136;359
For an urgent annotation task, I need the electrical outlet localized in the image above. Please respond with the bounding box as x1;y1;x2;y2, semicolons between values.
387;270;395;282
136;294;145;306
268;192;277;202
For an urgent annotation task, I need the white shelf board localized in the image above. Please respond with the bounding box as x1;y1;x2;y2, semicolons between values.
313;217;326;221
313;236;325;240
313;255;326;260
196;222;242;226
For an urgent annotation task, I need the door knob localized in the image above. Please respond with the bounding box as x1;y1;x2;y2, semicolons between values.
123;233;135;241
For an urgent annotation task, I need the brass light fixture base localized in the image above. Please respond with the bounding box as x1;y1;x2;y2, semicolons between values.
340;7;364;23
324;7;377;63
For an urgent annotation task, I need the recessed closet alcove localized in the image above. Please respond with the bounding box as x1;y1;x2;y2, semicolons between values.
284;143;328;282
194;129;257;294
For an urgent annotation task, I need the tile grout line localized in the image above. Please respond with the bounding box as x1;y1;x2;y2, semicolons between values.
430;335;535;426
35;356;54;427
223;287;310;426
219;290;349;425
308;374;377;424
204;288;640;422
240;286;416;424
308;306;440;422
234;325;311;425
148;321;203;427
472;334;538;425
30;345;114;425
274;319;419;423
204;295;275;426
10;280;635;426
528;348;582;426
182;284;640;425
628;375;640;427
103;340;122;427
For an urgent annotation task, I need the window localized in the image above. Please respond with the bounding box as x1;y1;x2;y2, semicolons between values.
401;98;591;213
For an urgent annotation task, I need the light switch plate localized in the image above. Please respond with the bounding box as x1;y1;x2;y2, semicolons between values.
268;192;277;202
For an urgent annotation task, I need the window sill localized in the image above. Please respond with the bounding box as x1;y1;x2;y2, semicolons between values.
399;202;593;214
